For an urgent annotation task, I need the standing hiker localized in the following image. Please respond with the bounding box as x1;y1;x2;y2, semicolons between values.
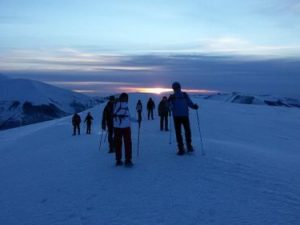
168;82;198;155
84;112;94;134
136;99;143;126
72;113;81;135
102;96;115;153
113;93;133;166
158;96;170;131
147;97;155;120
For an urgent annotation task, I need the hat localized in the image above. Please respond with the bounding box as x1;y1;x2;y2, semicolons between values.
172;82;181;90
119;93;128;101
109;95;115;101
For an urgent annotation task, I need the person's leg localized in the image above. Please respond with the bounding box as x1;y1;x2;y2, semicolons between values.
160;116;163;130
164;114;168;131
77;124;80;135
151;109;154;119
174;117;184;152
138;111;142;123
108;126;114;152
114;128;122;162
123;127;132;164
73;125;76;135
183;117;192;150
88;123;91;134
148;110;150;120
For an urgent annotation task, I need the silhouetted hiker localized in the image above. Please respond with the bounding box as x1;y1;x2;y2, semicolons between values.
84;112;93;134
113;93;133;167
136;99;143;127
147;97;155;120
158;96;170;131
72;113;81;135
102;96;116;153
168;82;198;155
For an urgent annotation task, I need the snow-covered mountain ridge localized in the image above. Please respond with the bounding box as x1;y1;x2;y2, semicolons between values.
198;92;300;108
0;75;102;130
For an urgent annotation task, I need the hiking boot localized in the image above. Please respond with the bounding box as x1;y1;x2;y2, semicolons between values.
187;145;194;152
125;160;133;167
165;128;169;131
177;150;185;155
116;160;123;166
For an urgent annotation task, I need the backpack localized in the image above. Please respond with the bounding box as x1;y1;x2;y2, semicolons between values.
114;101;129;125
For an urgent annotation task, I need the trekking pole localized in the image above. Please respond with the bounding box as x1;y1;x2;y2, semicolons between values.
103;131;108;144
196;110;205;155
169;116;172;145
137;122;141;157
99;129;104;151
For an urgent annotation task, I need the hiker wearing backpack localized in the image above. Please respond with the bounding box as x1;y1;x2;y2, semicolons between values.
168;82;198;155
136;99;143;126
84;112;94;134
72;113;81;136
147;97;155;120
158;96;170;131
113;93;133;166
102;96;116;153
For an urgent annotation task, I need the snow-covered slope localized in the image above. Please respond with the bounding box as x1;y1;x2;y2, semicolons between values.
0;93;299;225
200;92;300;108
0;76;101;130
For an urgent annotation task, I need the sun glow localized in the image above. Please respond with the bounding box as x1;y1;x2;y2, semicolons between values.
119;87;172;95
119;87;218;95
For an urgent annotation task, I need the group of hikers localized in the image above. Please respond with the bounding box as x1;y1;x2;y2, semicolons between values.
72;82;199;167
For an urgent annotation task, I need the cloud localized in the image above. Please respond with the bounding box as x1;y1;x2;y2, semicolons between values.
145;37;300;58
196;37;300;57
0;48;161;72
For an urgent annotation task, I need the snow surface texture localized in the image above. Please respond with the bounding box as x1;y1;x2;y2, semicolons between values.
0;93;299;225
0;76;101;130
201;92;300;108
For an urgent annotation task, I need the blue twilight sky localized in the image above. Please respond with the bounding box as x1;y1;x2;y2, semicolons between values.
0;0;300;97
1;0;300;55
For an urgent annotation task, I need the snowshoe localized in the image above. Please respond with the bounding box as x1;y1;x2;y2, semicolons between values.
187;145;194;152
125;160;133;167
116;160;123;166
177;150;185;155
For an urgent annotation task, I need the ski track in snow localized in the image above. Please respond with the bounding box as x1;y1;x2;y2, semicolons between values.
0;94;300;225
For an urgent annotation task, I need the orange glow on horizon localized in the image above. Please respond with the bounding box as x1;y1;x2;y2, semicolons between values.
119;87;218;95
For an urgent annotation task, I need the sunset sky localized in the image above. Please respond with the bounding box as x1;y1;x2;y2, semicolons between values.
0;0;300;96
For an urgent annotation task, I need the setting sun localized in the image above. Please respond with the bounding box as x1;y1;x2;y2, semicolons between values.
119;87;172;95
119;86;218;95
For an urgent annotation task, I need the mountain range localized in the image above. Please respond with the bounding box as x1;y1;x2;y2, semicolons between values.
0;75;102;130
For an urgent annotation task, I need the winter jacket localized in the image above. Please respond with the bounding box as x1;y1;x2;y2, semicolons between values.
113;101;131;128
147;99;155;110
168;91;196;117
84;114;93;124
136;102;142;112
72;114;81;125
158;100;170;116
102;101;114;129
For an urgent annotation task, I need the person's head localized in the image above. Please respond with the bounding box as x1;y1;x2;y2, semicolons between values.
109;95;115;102
119;93;128;102
172;82;181;92
138;99;141;103
162;96;167;101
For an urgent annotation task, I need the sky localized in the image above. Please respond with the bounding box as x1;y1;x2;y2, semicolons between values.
0;0;300;96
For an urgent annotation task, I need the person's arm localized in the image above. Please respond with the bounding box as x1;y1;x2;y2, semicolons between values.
101;106;107;130
184;93;198;109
